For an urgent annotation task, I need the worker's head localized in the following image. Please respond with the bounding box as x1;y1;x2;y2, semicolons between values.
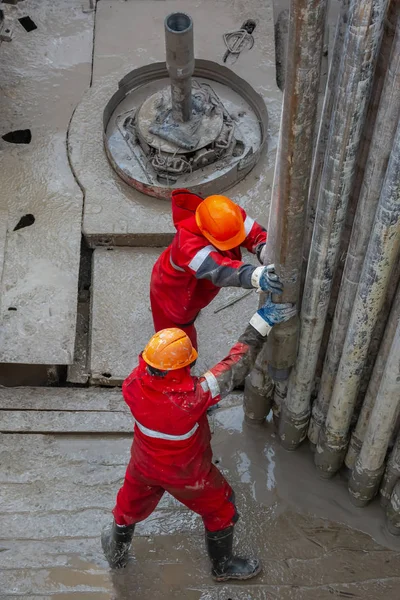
142;328;198;374
195;195;246;251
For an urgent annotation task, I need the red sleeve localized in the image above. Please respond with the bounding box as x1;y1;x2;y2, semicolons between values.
202;324;265;399
175;229;256;288
239;208;267;254
173;377;220;422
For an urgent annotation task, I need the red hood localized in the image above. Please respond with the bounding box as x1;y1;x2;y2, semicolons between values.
123;355;195;403
171;188;204;229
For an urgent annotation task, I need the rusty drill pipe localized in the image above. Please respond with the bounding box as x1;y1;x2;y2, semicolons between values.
243;0;328;424
164;12;194;123
316;114;400;478
280;0;389;451
308;0;400;447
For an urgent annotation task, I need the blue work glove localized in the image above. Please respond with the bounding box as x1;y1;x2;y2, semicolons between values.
251;264;283;295
250;296;297;336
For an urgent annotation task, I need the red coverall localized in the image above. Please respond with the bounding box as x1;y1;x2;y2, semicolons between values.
150;189;267;349
113;324;265;532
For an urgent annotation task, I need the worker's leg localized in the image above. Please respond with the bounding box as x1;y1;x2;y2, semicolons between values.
102;461;164;569
150;290;198;350
166;465;261;582
113;463;165;525
166;464;237;530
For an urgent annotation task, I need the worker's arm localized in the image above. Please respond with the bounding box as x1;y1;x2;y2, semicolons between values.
178;234;283;294
199;298;297;406
238;210;267;261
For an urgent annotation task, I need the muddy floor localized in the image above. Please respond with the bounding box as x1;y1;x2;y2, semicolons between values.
1;397;400;598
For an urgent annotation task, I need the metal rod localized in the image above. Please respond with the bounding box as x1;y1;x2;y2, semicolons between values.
345;268;400;471
348;284;400;506
380;430;400;508
265;0;328;373
302;0;350;291
243;0;328;424
280;0;389;451
316;111;400;477
164;12;194;123
386;480;400;535
213;290;253;314
308;0;400;446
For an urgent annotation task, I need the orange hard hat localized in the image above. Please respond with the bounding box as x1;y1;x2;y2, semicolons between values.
195;195;246;251
142;328;198;371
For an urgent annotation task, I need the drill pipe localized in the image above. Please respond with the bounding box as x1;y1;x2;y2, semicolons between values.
316;112;400;477
386;480;400;536
380;429;400;508
243;0;328;423
345;265;400;471
164;12;194;123
348;279;400;506
280;0;389;451
302;0;350;287
309;0;400;446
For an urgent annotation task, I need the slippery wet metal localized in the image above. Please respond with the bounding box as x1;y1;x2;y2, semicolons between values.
244;0;328;427
69;0;281;246
103;61;268;199
316;114;400;477
346;279;400;473
282;0;390;450
309;0;400;449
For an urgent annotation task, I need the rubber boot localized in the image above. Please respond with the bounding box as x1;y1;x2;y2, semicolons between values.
101;520;135;569
205;526;261;582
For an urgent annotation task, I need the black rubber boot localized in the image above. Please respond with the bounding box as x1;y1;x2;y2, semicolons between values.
205;526;261;582
101;520;135;569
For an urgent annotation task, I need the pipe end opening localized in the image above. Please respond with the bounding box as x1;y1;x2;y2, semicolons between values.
165;12;192;33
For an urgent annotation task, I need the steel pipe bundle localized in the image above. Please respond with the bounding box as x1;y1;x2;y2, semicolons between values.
309;0;400;447
345;272;400;471
316;115;400;477
262;0;400;532
348;285;400;506
279;0;389;450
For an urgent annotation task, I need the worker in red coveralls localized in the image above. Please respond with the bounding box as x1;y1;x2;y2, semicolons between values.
150;189;283;350
101;294;296;581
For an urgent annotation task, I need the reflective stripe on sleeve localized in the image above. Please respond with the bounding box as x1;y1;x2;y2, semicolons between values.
244;215;255;235
135;419;199;441
202;370;220;399
188;245;216;272
170;254;185;272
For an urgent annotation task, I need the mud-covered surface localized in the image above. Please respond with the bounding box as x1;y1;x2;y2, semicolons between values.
1;398;400;598
0;0;94;365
